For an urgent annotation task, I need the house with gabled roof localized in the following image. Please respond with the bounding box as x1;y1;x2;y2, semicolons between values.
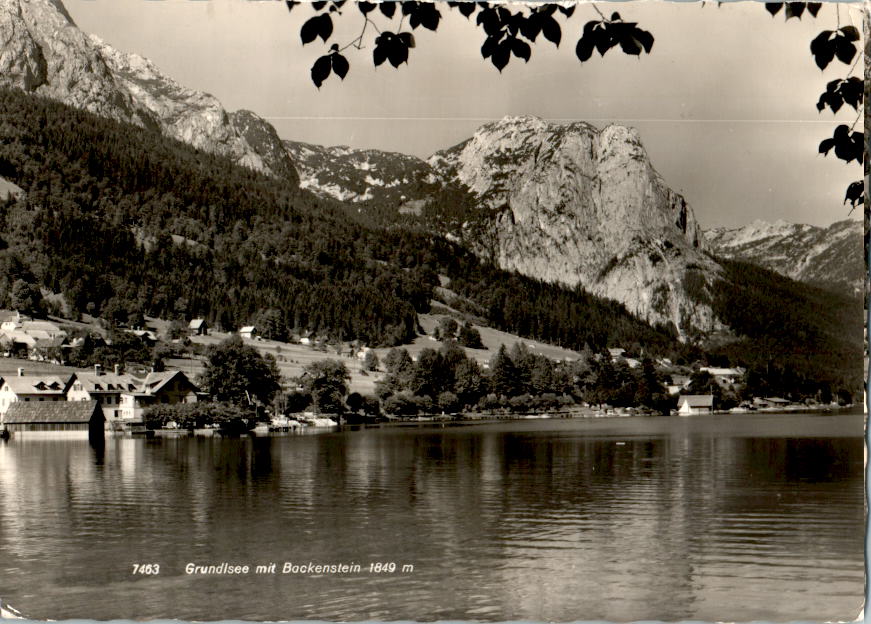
119;370;199;422
1;400;103;437
239;326;257;340
189;319;208;335
67;369;141;421
0;372;72;415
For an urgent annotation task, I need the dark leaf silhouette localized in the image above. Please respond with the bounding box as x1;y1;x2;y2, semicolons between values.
840;25;860;41
765;2;783;16
358;2;376;15
541;16;561;46
557;5;575;17
331;53;349;79
806;2;822;16
818;137;836;155
300;16;322;45
575;34;595;62
481;34;500;59
310;55;332;88
511;37;531;62
834;36;856;64
311;1;327;11
492;41;511;71
784;3;805;20
810;30;835;69
379;2;396;18
844;181;864;207
285;1;299;13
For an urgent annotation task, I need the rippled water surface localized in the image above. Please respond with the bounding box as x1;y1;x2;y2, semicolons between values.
0;412;864;622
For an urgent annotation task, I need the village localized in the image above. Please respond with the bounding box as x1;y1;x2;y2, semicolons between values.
0;304;841;440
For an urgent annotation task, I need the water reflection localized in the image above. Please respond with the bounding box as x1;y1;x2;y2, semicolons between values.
0;413;863;622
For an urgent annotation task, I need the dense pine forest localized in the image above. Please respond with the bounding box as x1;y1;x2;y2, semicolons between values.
0;88;861;399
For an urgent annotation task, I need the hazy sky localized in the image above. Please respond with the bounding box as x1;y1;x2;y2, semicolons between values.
64;0;864;229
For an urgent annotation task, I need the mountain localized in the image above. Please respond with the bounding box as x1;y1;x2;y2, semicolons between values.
704;219;864;295
0;0;297;181
427;116;721;337
284;141;440;207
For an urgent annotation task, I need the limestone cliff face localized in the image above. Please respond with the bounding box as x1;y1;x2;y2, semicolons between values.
0;0;297;182
428;116;722;336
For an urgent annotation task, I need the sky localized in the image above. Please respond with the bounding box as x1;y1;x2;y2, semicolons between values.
63;0;865;229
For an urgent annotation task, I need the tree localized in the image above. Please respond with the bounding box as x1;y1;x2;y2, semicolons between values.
299;359;350;413
200;335;282;406
457;321;484;349
489;344;518;397
362;349;379;371
434;317;458;341
10;279;43;317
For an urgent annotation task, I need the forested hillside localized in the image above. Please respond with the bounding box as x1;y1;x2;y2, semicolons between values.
0;89;678;353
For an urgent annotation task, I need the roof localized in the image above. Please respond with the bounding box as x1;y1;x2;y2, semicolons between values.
189;319;206;329
239;326;256;333
140;370;198;395
763;396;790;404
0;310;19;323
20;321;63;334
679;394;714;408
608;348;625;356
69;373;140;393
2;375;70;395
701;367;742;377
1;330;35;345
2;400;102;424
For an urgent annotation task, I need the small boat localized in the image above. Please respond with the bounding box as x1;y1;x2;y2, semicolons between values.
0;429;10;441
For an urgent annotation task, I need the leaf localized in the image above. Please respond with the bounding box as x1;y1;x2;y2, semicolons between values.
455;2;476;18
398;31;415;49
818;137;835;155
511;37;531;62
594;27;613;56
575;34;595;62
765;2;783;16
358;2;376;14
810;31;835;69
635;28;654;53
844;181;864;207
492;41;511;72
317;14;333;42
311;1;327;10
373;33;390;66
387;37;409;67
618;34;642;56
784;3;804;20
379;2;396;18
300;16;321;45
806;2;822;17
839;25;860;42
419;4;441;30
834;36;856;65
285;1;299;13
610;12;621;21
481;34;500;59
310;55;331;88
541;16;561;46
331;53;349;80
557;5;575;17
520;14;542;42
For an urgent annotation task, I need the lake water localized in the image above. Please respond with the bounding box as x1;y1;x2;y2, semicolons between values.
0;412;864;622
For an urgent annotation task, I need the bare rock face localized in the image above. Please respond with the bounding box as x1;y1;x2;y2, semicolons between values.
429;116;722;337
0;0;297;182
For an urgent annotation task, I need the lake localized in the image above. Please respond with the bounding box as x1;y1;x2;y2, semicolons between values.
0;411;864;622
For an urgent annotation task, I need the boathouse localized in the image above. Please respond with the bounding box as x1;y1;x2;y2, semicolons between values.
677;394;714;415
1;400;104;436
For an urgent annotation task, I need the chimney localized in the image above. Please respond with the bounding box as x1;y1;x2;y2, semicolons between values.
94;364;103;376
17;367;23;377
114;364;120;376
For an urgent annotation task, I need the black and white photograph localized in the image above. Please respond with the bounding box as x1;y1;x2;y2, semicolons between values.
0;0;865;622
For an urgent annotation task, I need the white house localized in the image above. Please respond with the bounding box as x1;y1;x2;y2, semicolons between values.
67;369;141;422
118;371;199;422
239;326;257;340
0;372;71;415
677;394;713;416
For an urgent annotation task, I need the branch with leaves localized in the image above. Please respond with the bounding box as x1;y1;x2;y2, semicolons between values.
287;0;654;85
767;1;864;208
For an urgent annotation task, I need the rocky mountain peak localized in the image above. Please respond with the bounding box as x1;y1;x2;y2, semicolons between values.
0;0;297;182
427;116;717;337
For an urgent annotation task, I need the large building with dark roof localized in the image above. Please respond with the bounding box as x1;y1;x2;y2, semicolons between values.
1;400;103;436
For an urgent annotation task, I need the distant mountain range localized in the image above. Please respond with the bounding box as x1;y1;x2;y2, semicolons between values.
0;0;862;341
705;219;863;295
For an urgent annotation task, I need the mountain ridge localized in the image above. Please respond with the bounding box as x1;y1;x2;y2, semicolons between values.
0;0;297;181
